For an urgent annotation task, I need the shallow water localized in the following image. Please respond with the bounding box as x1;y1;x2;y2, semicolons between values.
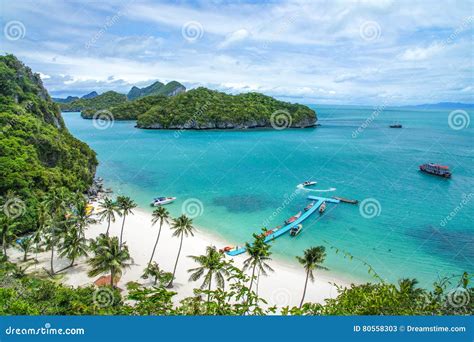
63;105;473;286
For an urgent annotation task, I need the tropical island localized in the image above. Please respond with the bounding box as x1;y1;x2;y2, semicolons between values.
56;82;317;129
0;55;472;316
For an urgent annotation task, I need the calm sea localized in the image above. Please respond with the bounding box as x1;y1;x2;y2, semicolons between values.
62;105;473;286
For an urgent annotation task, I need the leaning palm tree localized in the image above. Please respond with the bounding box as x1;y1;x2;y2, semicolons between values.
116;196;136;248
168;214;195;287
147;207;170;266
0;213;17;259
57;225;89;272
88;234;133;287
296;246;328;308
96;197;120;236
243;231;274;295
188;246;230;302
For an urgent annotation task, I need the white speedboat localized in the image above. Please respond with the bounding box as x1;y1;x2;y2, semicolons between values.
302;181;317;187
150;197;176;206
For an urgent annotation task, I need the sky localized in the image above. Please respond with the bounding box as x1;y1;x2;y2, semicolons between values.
1;0;473;105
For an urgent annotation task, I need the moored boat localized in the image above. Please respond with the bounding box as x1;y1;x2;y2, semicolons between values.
332;196;358;204
290;224;303;236
285;211;302;224
419;163;451;178
389;123;402;128
319;201;326;214
302;181;317;187
304;201;316;211
151;196;177;206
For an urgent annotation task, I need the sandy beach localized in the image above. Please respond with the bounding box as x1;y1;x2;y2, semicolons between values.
9;205;352;308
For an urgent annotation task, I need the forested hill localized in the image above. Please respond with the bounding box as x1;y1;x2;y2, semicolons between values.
0;55;97;231
136;87;317;129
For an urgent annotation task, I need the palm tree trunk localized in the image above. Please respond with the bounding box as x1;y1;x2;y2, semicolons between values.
119;215;126;248
299;269;310;308
2;233;7;258
106;216;111;236
148;222;163;266
110;268;115;287
169;234;183;287
248;263;257;293
207;275;212;304
50;246;55;274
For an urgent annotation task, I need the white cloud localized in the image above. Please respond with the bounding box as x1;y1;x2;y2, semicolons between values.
398;43;443;61
218;29;251;49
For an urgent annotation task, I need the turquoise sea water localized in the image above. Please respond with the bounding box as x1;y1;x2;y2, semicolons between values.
62;105;473;286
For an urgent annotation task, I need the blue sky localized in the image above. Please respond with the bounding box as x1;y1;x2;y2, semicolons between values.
1;0;473;105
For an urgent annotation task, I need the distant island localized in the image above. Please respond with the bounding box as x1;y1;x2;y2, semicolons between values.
58;84;317;130
398;102;474;109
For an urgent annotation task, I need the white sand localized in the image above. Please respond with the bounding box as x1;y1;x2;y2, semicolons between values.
8;205;353;308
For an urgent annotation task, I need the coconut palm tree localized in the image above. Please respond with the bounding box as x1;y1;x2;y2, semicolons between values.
16;236;33;262
188;246;230;302
142;261;172;286
168;214;195;287
116;196;136;248
0;213;17;259
296;246;328;308
57;225;89;272
32;200;50;260
148;207;170;266
243;231;274;295
88;234;133;287
96;197;120;236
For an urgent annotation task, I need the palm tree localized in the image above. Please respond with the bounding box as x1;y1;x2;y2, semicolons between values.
296;246;328;308
0;213;17;259
116;196;136;248
142;261;172;286
32;200;50;261
16;236;33;262
96;197;120;236
88;234;133;287
43;188;71;274
168;214;195;287
148;207;170;266
188;246;230;302
57;225;89;272
243;231;274;295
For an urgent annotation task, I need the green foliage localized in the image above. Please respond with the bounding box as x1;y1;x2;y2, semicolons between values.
136;87;317;129
0;54;97;236
89;94;168;120
59;91;127;112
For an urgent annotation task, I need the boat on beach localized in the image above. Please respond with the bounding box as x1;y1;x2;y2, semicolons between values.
150;197;177;206
419;163;451;178
290;224;303;236
285;211;302;224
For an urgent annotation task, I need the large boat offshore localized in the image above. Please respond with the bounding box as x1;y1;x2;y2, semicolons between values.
419;163;452;178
